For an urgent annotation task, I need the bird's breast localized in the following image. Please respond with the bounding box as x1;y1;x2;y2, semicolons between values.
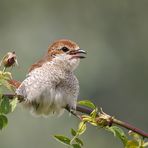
16;63;79;115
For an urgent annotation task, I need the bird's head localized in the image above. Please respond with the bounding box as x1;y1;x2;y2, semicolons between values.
47;39;86;71
29;39;86;72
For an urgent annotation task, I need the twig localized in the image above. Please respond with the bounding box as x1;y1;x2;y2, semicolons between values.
113;118;148;138
73;105;148;138
2;94;24;102
2;93;148;138
65;105;82;120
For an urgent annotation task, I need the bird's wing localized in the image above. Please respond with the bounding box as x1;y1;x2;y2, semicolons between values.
28;55;51;72
16;64;60;102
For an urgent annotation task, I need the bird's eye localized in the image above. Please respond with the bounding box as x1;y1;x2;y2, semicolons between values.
61;47;69;52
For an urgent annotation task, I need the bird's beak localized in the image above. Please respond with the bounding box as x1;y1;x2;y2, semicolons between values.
76;49;86;54
69;49;87;59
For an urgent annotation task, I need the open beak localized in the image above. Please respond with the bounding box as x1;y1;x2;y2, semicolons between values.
69;49;87;59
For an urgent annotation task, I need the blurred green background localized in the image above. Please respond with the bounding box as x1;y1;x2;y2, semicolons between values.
0;0;148;148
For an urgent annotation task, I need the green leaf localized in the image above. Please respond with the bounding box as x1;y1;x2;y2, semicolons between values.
2;72;12;80
10;97;18;112
81;115;97;126
0;79;14;92
90;108;98;119
78;100;96;109
0;115;8;129
71;128;77;136
143;142;148;147
129;131;143;145
81;115;91;121
0;90;2;101
107;126;128;145
75;138;84;146
72;144;81;148
89;120;98;126
0;97;11;114
54;135;70;145
0;79;5;86
125;140;139;148
77;121;86;135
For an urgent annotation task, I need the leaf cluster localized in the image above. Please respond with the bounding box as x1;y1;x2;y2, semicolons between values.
0;63;18;129
55;100;148;148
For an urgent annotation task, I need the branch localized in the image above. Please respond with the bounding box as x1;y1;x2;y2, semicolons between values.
3;93;148;138
68;105;148;138
113;118;148;138
2;94;24;102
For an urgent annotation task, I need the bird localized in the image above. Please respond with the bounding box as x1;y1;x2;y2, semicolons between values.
15;39;86;116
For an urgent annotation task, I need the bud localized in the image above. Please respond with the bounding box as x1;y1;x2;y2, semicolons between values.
0;51;18;68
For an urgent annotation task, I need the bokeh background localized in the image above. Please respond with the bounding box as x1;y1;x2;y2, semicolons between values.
0;0;148;148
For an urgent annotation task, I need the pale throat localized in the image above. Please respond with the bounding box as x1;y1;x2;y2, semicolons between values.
52;54;80;71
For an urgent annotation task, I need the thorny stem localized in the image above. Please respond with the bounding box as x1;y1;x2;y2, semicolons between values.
2;93;148;138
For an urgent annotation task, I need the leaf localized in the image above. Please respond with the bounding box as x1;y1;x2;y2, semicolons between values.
75;138;84;146
72;144;81;148
71;128;77;136
2;72;12;80
0;96;11;114
0;115;8;129
128;131;143;144
0;90;2;100
90;108;98;119
0;79;14;92
0;71;14;92
107;126;128;145
78;100;96;109
77;122;86;135
81;115;92;121
54;135;70;145
10;97;18;112
143;142;148;147
89;120;98;126
81;115;97;126
125;140;139;148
